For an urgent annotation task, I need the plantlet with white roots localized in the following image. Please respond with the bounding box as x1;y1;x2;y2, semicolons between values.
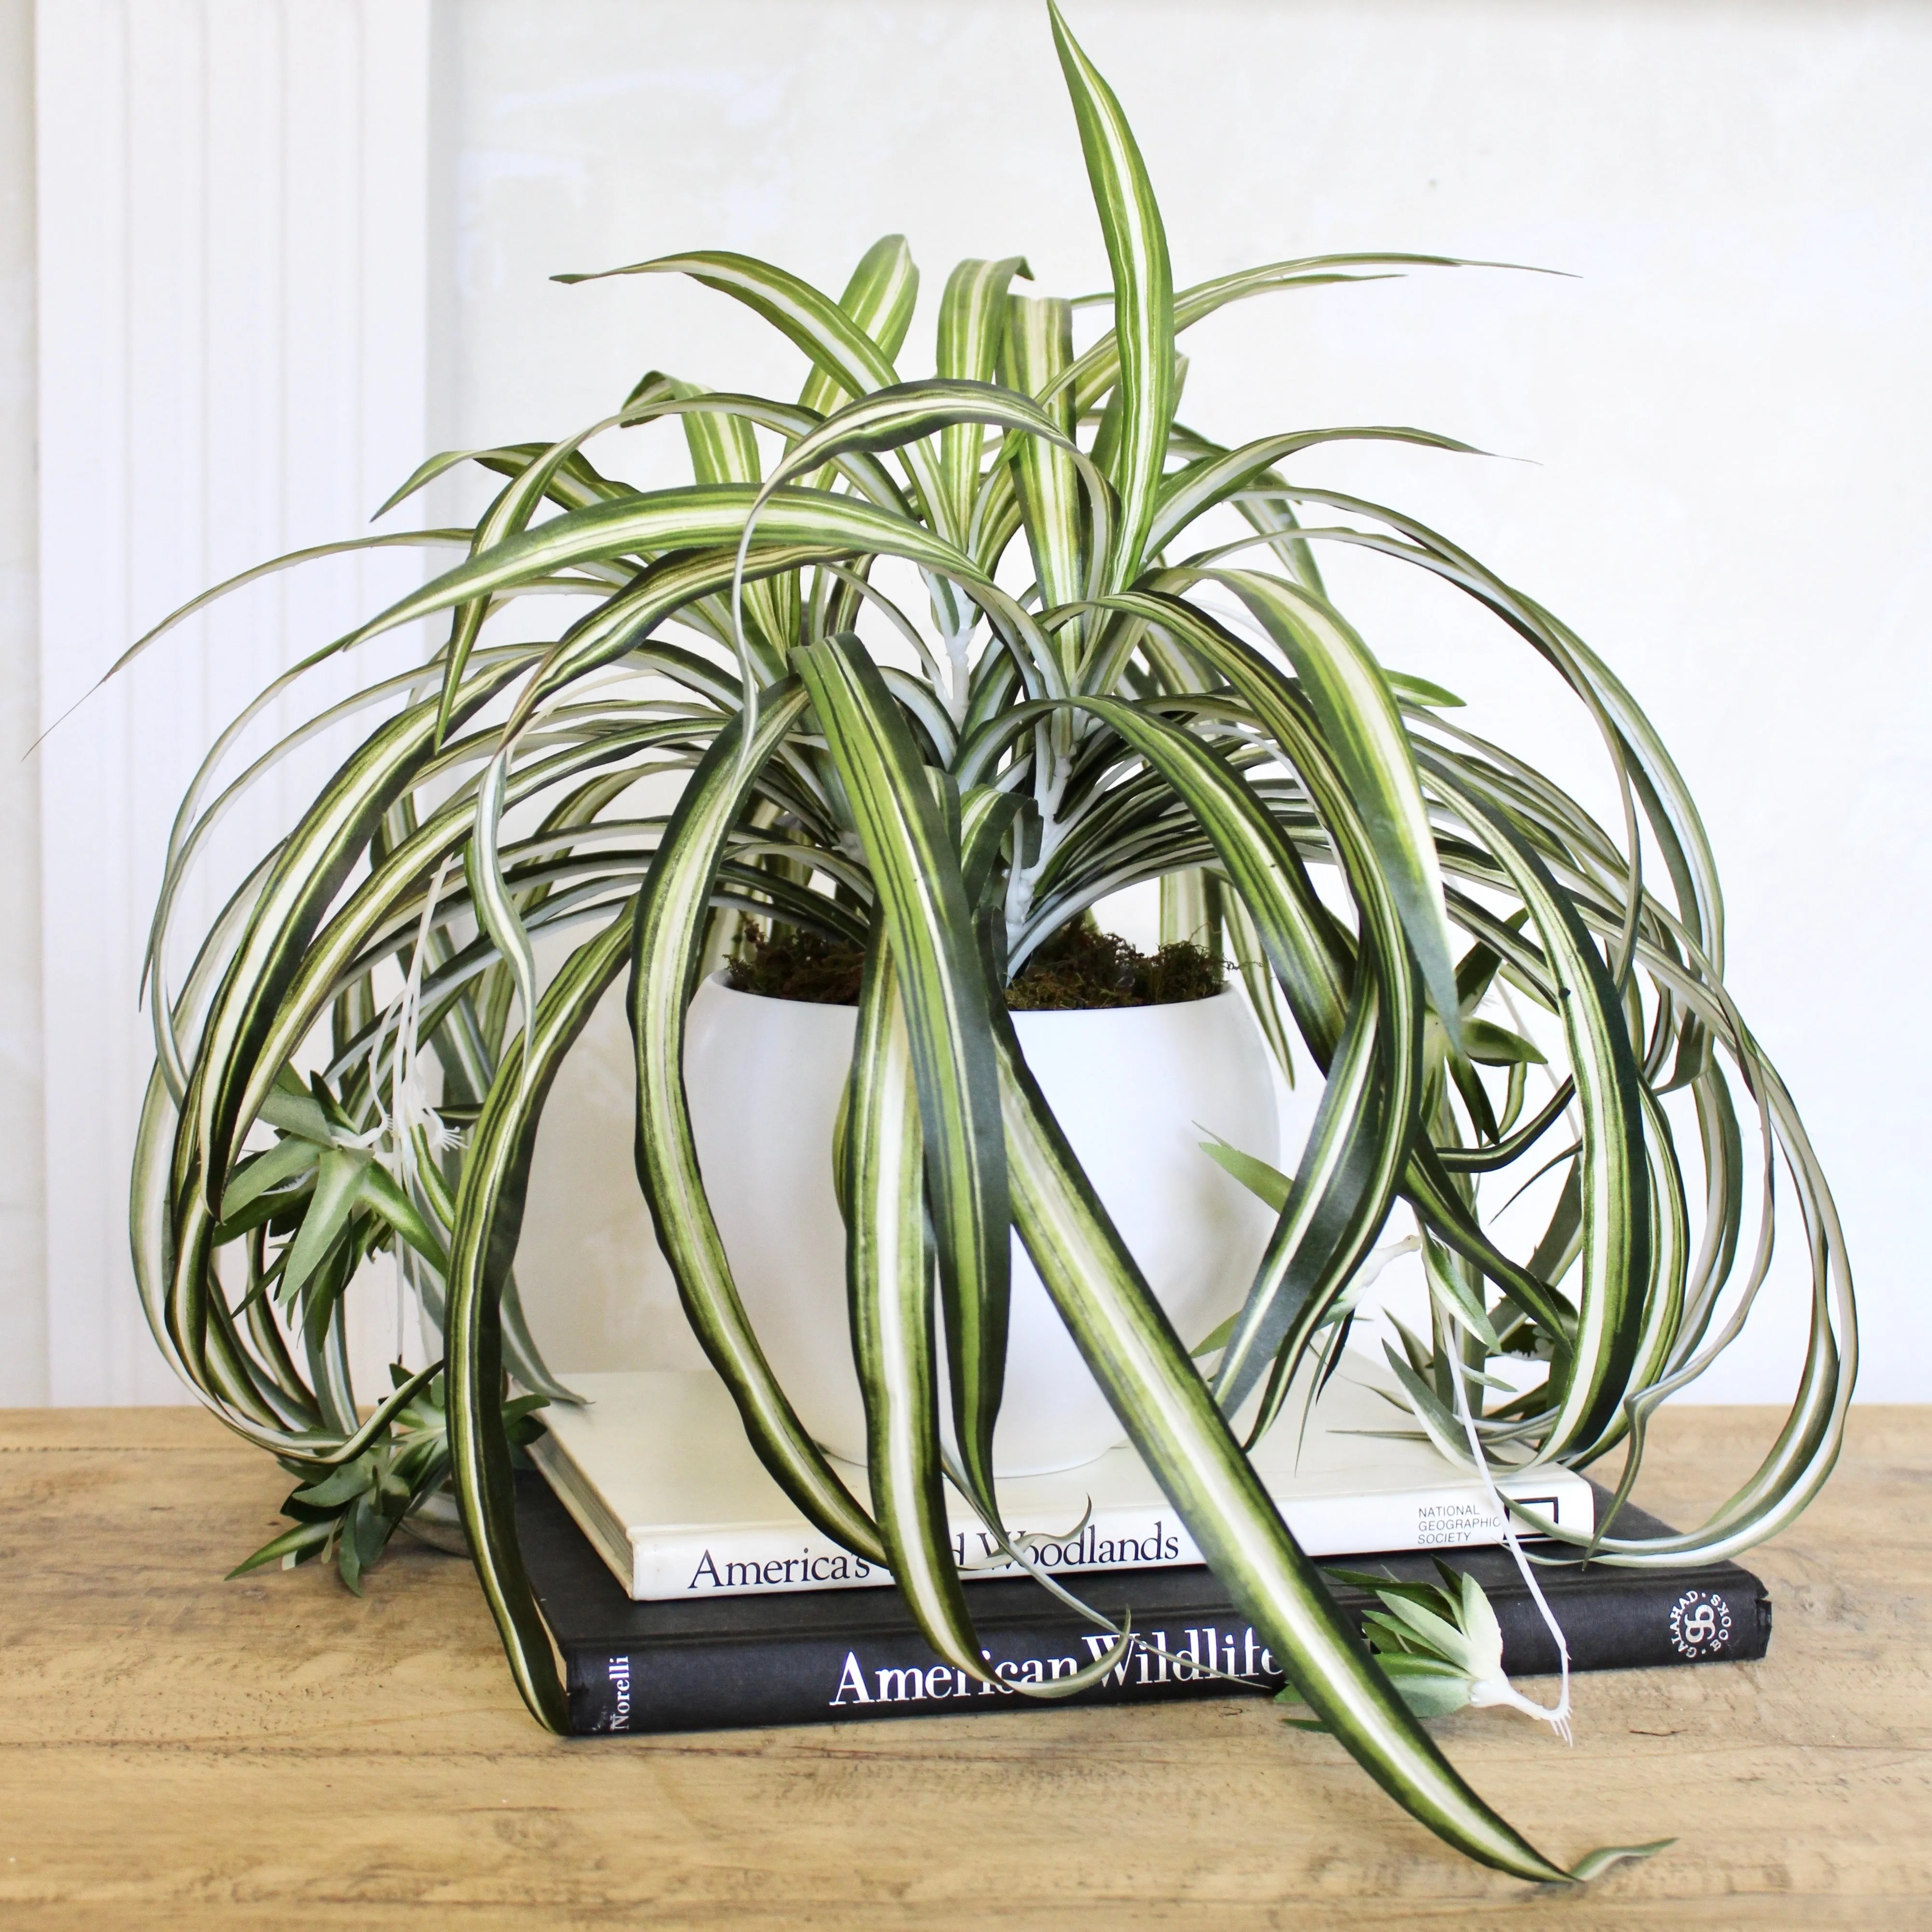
124;3;1850;1886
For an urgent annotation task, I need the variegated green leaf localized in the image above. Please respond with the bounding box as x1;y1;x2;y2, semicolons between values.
190;655;532;1203
1049;4;1174;587
627;681;886;1562
1207;567;1464;1055
990;1004;1575;1882
802;233;920;416
556;248;954;540
1001;292;1088;633
1435;771;1650;1454
446;907;637;1731
843;927;989;1671
796;637;1010;1513
936;257;1032;534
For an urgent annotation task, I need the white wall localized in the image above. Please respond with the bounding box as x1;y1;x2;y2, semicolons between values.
0;0;43;1405
33;0;433;1403
9;0;1928;1404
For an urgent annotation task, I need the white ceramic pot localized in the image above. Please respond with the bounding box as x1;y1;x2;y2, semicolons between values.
682;976;1281;1475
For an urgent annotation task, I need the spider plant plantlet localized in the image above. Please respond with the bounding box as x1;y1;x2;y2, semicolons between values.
122;2;1849;1887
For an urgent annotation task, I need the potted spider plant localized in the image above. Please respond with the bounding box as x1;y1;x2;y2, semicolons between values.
123;3;1852;1885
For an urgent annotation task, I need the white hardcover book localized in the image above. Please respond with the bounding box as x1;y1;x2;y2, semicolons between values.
530;1368;1594;1602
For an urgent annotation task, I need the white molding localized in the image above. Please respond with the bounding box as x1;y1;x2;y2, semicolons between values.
35;0;432;1402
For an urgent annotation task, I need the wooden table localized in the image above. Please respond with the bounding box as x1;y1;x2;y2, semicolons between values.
0;1404;1925;1928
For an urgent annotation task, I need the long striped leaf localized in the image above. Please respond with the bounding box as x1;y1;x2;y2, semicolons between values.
1203;487;1708;982
1049;4;1173;588
557;248;954;540
755;381;1105;517
213;720;714;1179
937;256;1031;533
652;377;797;662
447;906;635;1733
1214;973;1390;1417
466;754;539;1077
558;248;902;398
844;927;982;1669
794;234;920;514
433;409;630;747
619;388;911;513
846;916;1138;1699
795;637;1010;1513
1023;683;1420;1423
526;544;838;707
333;486;990;664
1436;772;1651;1455
627;680;886;1561
94;529;469;694
1144;426;1478;560
1207;568;1464;1052
143;643;543;1065
189;655;529;1202
989;1012;1576;1883
1051;253;1532;425
739;382;1110;693
802;233;920;415
1069;596;1547;1379
1001;293;1088;628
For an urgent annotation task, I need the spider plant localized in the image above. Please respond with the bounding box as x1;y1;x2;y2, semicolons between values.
123;4;1850;1884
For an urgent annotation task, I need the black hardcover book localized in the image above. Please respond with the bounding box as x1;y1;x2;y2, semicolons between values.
514;1474;1769;1736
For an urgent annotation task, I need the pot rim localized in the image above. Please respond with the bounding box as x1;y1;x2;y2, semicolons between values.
699;969;1248;1023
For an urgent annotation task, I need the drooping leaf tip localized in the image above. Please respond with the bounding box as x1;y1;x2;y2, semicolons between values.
1566;1838;1676;1885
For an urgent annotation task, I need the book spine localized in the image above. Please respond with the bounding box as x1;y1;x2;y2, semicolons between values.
628;1473;1592;1600
564;1569;1769;1735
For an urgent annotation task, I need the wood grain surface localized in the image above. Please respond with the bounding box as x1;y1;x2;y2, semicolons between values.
0;1402;1925;1929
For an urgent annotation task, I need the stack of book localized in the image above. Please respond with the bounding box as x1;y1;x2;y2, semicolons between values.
522;1369;1769;1736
